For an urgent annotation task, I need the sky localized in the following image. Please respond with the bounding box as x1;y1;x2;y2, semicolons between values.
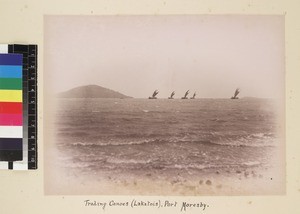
44;15;284;99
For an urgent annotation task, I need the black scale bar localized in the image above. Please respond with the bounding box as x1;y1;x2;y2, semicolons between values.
8;44;38;170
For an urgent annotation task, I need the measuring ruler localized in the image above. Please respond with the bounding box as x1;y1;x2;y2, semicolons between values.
0;44;38;170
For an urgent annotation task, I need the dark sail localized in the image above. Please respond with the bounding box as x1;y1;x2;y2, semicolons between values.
149;90;159;99
190;92;196;99
168;91;175;99
231;88;240;99
181;90;189;99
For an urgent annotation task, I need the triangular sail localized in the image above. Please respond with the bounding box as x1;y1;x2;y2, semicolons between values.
168;91;175;99
231;88;240;99
171;91;175;98
191;92;196;99
184;90;189;98
149;90;159;99
234;88;240;97
181;90;189;99
152;90;159;97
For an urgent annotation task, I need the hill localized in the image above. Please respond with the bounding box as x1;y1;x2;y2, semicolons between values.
58;85;132;98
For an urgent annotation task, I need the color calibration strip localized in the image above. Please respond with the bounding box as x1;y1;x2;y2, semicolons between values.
0;54;23;169
0;44;38;170
9;44;38;170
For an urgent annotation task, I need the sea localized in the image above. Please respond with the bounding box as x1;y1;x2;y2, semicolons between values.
52;98;282;186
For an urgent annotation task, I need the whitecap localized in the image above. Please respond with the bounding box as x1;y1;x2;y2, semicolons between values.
243;161;260;166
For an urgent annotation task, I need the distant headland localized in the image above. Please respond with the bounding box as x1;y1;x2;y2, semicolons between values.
58;85;132;98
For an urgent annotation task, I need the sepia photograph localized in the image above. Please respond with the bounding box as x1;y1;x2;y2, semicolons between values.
44;15;285;195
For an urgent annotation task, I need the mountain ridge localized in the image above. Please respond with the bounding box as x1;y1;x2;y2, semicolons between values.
58;85;132;98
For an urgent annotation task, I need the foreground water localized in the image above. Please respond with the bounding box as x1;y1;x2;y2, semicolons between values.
46;98;284;195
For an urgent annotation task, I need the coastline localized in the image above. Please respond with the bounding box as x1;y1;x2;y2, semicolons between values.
45;144;283;196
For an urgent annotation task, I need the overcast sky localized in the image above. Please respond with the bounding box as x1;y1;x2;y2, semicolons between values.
44;15;284;99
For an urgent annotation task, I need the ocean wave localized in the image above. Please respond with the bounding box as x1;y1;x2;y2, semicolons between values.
212;134;276;147
106;157;152;165
68;134;275;149
173;164;208;170
60;155;263;171
70;139;159;147
171;161;261;170
242;161;261;166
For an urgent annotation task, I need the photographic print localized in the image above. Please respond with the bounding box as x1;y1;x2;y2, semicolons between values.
44;15;285;195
